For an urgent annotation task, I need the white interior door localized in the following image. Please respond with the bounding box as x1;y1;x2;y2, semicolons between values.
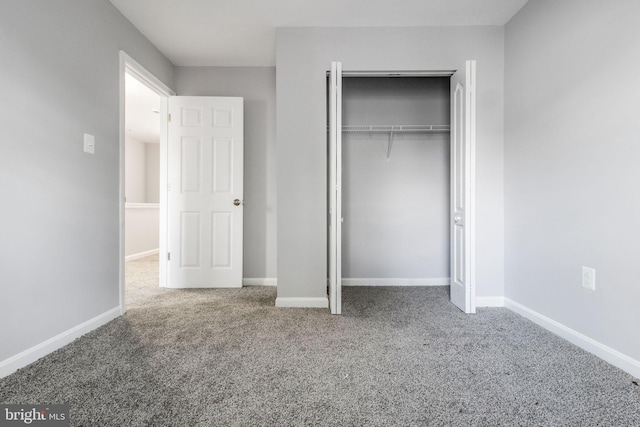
329;61;343;314
167;96;244;288
450;61;476;313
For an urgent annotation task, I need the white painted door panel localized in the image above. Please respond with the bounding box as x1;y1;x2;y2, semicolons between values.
329;61;343;314
450;61;476;313
168;96;243;288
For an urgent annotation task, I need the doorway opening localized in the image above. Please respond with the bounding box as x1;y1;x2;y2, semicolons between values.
119;52;174;312
123;71;162;308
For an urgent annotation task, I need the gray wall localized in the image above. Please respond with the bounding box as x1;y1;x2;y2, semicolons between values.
125;136;147;203
0;0;174;361
146;143;160;204
175;67;277;280
276;27;505;300
125;136;158;203
504;0;640;360
341;78;450;279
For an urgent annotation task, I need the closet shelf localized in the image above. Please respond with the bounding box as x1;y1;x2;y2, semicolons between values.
339;124;450;158
341;124;450;133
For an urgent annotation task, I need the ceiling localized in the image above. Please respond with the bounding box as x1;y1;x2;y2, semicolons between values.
109;0;529;66
125;73;161;144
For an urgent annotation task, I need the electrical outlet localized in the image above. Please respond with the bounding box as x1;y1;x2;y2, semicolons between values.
582;266;596;291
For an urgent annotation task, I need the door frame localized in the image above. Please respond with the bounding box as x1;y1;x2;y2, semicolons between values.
328;62;342;314
326;66;476;313
118;51;175;314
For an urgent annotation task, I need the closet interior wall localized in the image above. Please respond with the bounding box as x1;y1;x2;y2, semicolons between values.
341;77;450;284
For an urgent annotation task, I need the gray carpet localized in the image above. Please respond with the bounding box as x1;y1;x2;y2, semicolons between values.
124;254;167;308
1;260;639;426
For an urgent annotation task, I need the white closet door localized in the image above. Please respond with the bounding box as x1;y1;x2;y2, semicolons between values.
167;96;244;288
329;61;343;314
450;61;476;313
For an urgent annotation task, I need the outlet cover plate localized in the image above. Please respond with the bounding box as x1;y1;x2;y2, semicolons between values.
582;266;596;291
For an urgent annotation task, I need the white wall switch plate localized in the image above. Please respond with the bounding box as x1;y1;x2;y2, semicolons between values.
84;133;95;154
582;266;596;291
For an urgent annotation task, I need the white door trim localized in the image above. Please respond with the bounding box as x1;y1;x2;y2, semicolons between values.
467;62;477;314
118;51;175;314
328;61;343;315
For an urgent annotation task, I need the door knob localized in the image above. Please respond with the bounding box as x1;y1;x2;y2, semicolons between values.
233;199;242;206
454;215;461;223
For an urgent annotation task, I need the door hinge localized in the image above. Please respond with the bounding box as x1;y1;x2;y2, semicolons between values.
167;252;171;261
167;113;172;122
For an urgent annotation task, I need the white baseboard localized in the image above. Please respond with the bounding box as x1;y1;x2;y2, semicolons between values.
342;278;450;286
275;297;329;308
125;248;159;262
505;298;640;379
0;306;121;378
476;296;505;307
243;278;277;287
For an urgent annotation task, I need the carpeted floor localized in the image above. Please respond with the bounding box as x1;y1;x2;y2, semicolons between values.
124;253;166;308
1;257;639;426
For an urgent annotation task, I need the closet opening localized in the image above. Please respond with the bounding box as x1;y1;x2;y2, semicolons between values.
328;69;460;313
